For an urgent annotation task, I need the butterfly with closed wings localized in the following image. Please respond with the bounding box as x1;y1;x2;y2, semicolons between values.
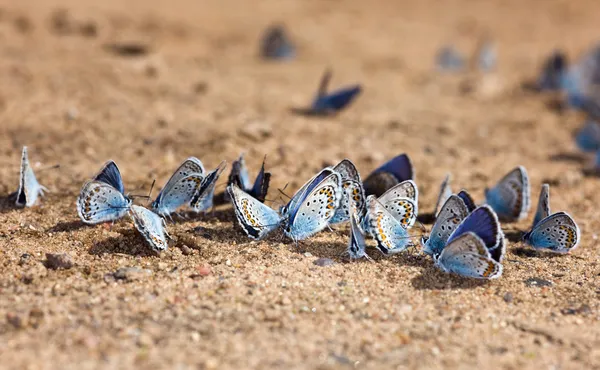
16;146;48;208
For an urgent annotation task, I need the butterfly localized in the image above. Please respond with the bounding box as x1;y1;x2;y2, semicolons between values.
329;159;365;225
376;180;419;228
364;195;414;255
363;153;414;197
476;40;496;72
422;195;470;256
536;50;567;91
434;174;452;217
485;166;530;222
228;168;343;241
561;44;600;110
228;154;271;203
575;120;600;153
77;161;132;224
190;161;227;212
16;146;48;207
345;205;371;260
151;157;205;217
433;205;505;279
292;69;362;116
129;205;170;252
436;45;465;72
260;25;296;60
522;184;580;253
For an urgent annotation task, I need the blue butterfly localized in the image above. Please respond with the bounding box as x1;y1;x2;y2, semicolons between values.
523;184;580;253
433;174;475;217
129;205;170;252
422;195;470;256
436;45;465;72
485;166;530;222
477;40;496;72
433;206;505;279
345;205;371;260
292;69;362;116
260;25;296;60
364;195;414;255
536;50;567;91
228;154;271;203
16;146;48;208
190;161;227;212
330;159;365;225
457;190;476;213
363;153;414;197
376;180;419;228
151;157;205;217
575;120;600;153
561;44;600;109
77;161;132;224
228;168;343;241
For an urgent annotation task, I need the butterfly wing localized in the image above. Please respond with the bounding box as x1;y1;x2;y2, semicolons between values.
422;195;469;256
379;197;417;228
536;51;566;91
363;154;414;197
333;159;361;183
227;184;281;240
365;196;412;255
484;166;530;222
575;120;600;152
436;46;465;72
152;175;204;216
446;205;503;253
284;168;337;218
16;146;46;207
457;190;476;213
434;174;452;217
228;154;251;191
436;232;503;279
313;86;362;113
330;179;366;225
346;208;369;259
129;205;169;252
378;180;418;203
284;171;343;240
93;160;125;194
249;157;271;203
532;184;551;228
191;161;227;212
524;212;580;253
260;25;295;60
77;181;131;224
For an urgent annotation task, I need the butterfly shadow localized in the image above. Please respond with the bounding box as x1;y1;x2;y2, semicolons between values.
410;264;489;290
88;228;158;257
178;207;234;224
0;192;19;214
47;219;88;233
504;229;525;243
511;247;564;259
185;223;244;245
417;212;436;225
548;152;587;164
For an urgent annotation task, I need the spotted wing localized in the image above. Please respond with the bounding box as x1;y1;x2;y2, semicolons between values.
191;161;227;212
379;197;417;228
484;166;530;222
227;184;281;240
152;174;204;216
330;179;366;225
153;157;205;213
365;196;412;255
532;184;550;228
436;232;503;279
378;180;418;203
333;159;361;183
423;195;469;256
77;181;131;224
16;146;46;207
434;174;452;217
446;205;503;254
284;172;342;241
129;205;169;252
524;212;580;253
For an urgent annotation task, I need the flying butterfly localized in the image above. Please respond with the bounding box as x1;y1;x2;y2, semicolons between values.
16;146;48;208
485;166;530;222
77;161;132;224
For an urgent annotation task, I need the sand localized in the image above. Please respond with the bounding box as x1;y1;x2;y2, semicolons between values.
0;0;599;369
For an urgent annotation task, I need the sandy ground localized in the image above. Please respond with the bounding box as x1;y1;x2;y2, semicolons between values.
0;0;599;369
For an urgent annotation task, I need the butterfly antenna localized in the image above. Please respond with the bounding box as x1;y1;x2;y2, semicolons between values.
278;188;292;200
37;164;61;173
317;68;332;97
413;220;427;233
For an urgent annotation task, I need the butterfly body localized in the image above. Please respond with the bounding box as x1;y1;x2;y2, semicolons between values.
228;154;271;203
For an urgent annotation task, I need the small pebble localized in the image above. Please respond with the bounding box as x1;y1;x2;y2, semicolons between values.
113;267;152;282
303;252;313;257
313;258;335;267
179;245;192;255
18;253;31;266
525;277;553;287
44;253;74;270
503;292;514;303
196;265;211;277
561;304;591;316
6;312;25;329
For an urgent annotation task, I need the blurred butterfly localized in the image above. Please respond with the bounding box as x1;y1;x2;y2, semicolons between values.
364;195;414;255
291;69;362;116
228;154;271;203
434;174;452;217
436;45;465;72
151;157;205;217
190;161;227;212
561;44;600;109
345;205;372;260
536;50;567;91
16;146;48;207
523;184;580;253
363;153;414;197
476;40;496;72
485;166;530;222
433;205;505;279
228;167;343;241
129;205;170;252
575;120;600;153
330;159;365;225
422;195;470;256
260;25;296;61
77;161;132;224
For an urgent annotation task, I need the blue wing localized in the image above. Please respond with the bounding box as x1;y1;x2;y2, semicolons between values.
524;212;580;253
484;166;530;222
346;209;369;259
575;120;600;152
436;46;465;72
477;41;496;72
536;51;566;91
77;181;131;224
16;146;47;207
436;232;503;279
227;184;281;240
532;184;550;228
312;86;362;113
446;205;502;252
365;196;412;255
191;161;227;212
372;154;414;183
130;205;169;252
249;157;271;203
260;25;295;60
228;154;251;191
457;190;476;213
423;195;469;256
284;168;337;225
94;160;125;195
